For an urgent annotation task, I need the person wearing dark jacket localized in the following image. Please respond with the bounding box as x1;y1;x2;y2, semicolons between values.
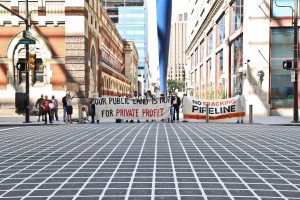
172;92;181;122
90;96;96;123
35;94;45;122
62;94;67;122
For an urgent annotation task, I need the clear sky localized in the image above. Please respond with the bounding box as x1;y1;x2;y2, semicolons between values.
148;0;189;83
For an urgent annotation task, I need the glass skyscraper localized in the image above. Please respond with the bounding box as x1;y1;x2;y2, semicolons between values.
103;0;149;92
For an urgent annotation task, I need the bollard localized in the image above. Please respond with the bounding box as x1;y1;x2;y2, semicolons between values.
249;104;253;124
206;104;209;123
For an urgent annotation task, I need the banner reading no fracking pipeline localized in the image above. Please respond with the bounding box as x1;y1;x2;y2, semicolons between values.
182;96;245;121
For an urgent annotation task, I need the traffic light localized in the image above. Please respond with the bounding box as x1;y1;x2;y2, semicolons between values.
283;60;293;70
28;53;36;70
16;62;26;71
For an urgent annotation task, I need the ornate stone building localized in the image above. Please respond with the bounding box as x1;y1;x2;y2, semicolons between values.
0;0;135;116
123;41;139;94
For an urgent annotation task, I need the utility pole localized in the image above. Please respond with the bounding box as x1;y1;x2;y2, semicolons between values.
0;1;30;123
293;0;299;123
25;0;30;123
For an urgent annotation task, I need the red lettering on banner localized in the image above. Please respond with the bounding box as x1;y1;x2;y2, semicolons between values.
142;108;164;117
116;109;139;117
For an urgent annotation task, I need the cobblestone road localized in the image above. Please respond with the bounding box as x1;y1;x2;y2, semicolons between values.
0;123;300;200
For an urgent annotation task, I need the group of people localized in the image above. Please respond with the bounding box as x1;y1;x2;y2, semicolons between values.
35;92;75;124
34;89;246;124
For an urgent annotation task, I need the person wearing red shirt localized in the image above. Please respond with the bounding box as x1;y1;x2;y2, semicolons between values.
41;95;53;124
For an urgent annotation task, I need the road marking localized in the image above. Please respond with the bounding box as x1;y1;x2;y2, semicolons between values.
0;127;21;131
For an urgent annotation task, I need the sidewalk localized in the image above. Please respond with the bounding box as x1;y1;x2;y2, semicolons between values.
0;115;299;126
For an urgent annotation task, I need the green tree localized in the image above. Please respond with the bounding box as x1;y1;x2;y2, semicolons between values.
167;80;185;92
220;88;226;99
209;88;214;100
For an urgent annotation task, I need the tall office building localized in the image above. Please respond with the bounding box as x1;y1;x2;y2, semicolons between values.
168;13;188;82
103;0;149;93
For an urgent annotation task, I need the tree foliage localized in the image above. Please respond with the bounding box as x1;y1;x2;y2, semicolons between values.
167;80;185;92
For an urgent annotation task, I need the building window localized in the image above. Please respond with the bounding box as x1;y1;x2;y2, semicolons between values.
231;0;244;33
272;0;294;17
201;64;206;99
218;50;224;72
230;35;243;97
216;49;225;99
191;53;194;68
271;28;294;108
217;15;225;46
200;40;205;62
195;48;199;65
208;30;213;55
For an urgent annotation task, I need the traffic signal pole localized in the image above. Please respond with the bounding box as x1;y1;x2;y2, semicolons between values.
0;1;30;122
24;0;30;123
293;0;299;123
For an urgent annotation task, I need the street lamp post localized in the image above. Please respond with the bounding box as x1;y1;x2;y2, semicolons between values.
293;0;298;123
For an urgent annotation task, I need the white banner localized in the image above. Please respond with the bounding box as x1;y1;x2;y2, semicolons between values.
95;97;171;120
183;96;245;121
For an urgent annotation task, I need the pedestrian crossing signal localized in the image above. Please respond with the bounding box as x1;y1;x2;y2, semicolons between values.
16;61;26;71
283;60;293;70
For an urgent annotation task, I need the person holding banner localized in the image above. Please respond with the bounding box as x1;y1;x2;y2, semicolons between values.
168;91;175;123
236;89;246;123
172;92;181;122
181;94;188;122
90;95;96;123
145;90;154;122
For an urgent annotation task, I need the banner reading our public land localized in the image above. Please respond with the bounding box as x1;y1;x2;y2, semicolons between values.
95;97;171;120
183;96;245;121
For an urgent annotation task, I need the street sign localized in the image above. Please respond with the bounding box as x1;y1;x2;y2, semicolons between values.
291;71;296;82
19;38;36;44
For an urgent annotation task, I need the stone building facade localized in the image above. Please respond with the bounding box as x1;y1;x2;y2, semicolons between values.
123;41;139;94
0;0;135;116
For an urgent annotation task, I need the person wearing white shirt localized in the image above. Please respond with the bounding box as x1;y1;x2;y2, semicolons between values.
235;89;246;123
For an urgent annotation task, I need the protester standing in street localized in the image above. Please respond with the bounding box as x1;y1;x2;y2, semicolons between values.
51;95;59;121
145;90;154;122
168;91;175;123
41;95;53;124
66;92;75;124
35;94;45;122
90;95;96;123
236;89;246;123
172;92;181;122
62;93;67;122
182;93;188;122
